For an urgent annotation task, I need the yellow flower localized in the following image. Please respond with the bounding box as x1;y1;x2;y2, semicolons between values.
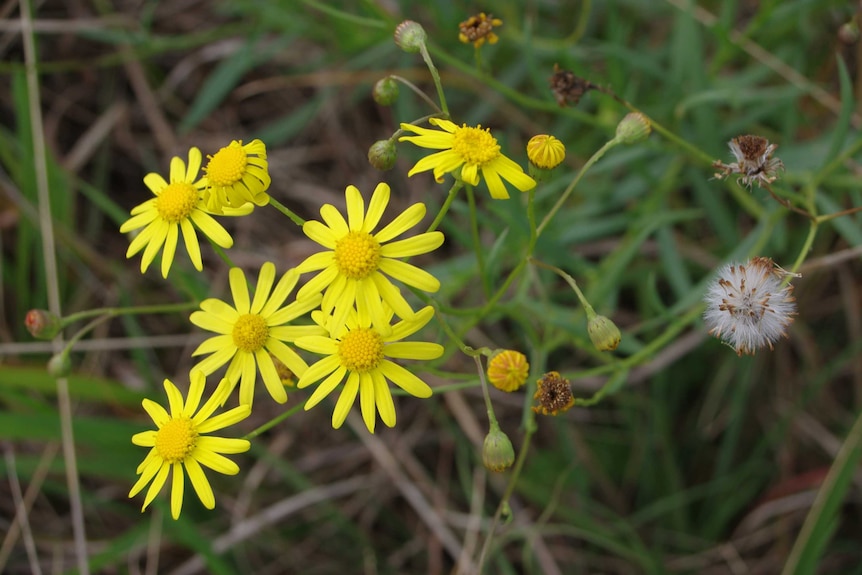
487;350;529;392
526;135;566;170
294;305;443;433
399;118;536;200
201;139;271;213
458;13;503;48
190;263;324;407
120;147;235;278
295;183;444;335
128;371;250;520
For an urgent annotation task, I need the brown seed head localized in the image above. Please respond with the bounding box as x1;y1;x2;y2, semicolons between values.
532;371;575;416
549;64;594;107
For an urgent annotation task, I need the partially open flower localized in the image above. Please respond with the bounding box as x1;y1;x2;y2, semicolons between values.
458;13;502;48
703;256;798;356
712;135;784;189
532;371;574;416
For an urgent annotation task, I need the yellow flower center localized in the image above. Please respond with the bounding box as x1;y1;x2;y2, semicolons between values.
232;313;269;352
205;144;248;186
338;327;384;373
334;231;381;280
155;417;198;463
155;182;198;223
452;125;500;166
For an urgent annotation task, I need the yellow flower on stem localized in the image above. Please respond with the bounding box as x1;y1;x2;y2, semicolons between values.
120;147;235;278
295;182;444;335
294;305;443;433
399;118;536;199
201;139;271;213
128;371;250;520
190;263;324;407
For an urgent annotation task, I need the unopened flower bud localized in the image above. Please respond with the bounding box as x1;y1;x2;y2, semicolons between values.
587;315;621;352
486;349;529;392
368;139;397;171
373;77;399;106
526;134;566;181
615;112;651;144
394;20;427;53
839;21;860;44
47;351;72;377
25;309;63;340
482;423;515;472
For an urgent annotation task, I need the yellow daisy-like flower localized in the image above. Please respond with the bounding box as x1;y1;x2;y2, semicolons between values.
128;371;250;520
294;305;443;433
526;135;566;170
399;118;536;200
120;147;235;278
295;182;444;336
201;139;271;213
190;263;325;407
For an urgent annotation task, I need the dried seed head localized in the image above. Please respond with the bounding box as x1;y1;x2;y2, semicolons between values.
532;371;575;416
549;64;594;107
458;13;502;48
703;256;799;356
712;134;784;189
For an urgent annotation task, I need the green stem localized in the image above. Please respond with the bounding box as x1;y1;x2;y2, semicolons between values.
388;74;441;113
465;185;489;297
474;355;498;427
527;188;537;246
268;197;306;226
426;181;463;233
528;257;596;318
242;402;306;440
788;220;819;275
418;42;448;115
61;301;198;327
537;138;620;237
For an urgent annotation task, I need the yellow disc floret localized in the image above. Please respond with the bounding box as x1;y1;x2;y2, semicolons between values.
232;313;269;352
155;182;199;223
338;327;384;373
205;143;248;186
452;125;500;166
334;231;381;280
154;417;198;463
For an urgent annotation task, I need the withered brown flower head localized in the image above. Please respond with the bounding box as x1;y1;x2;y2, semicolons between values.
549;64;595;107
459;13;502;48
532;371;575;416
712;134;784;189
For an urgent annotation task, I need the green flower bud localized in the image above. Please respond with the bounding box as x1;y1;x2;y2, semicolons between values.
394;20;427;53
368;139;397;171
47;351;72;378
615;112;651;145
373;77;399;106
25;309;63;340
482;423;515;472
588;314;621;352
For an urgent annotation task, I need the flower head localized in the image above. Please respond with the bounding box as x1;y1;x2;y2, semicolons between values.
526;135;566;170
295;183;444;334
399;118;536;200
201;139;271;213
712;135;784;189
487;350;529;392
128;371;250;520
458;13;503;48
190;263;324;406
532;371;574;416
294;305;443;433
120;147;236;278
549;64;595;107
703;256;798;356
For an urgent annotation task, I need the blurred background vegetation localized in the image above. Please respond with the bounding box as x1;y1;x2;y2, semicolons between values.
2;0;862;573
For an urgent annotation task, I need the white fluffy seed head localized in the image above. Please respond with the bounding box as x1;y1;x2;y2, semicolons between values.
703;256;798;356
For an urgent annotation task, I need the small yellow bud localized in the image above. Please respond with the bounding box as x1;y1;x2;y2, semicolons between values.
615;112;651;144
486;349;529;392
367;140;397;171
482;423;515;472
394;20;427;53
372;77;399;106
526;135;566;170
25;309;63;340
587;315;621;352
